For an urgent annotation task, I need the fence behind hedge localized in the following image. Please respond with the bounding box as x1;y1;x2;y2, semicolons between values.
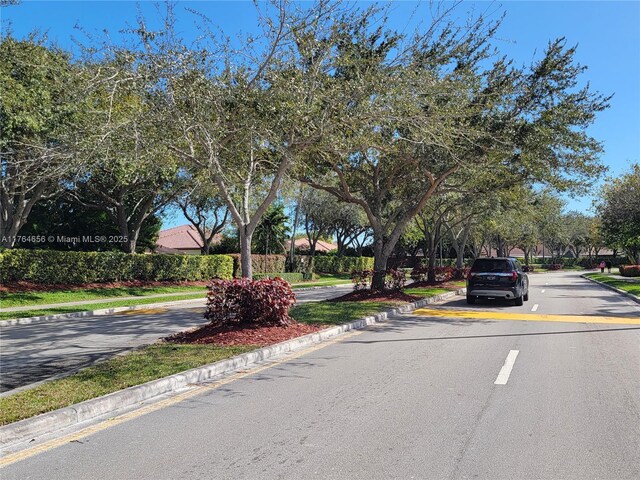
0;249;234;284
313;256;374;273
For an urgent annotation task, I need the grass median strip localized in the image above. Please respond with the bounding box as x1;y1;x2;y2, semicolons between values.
0;344;255;426
0;293;207;321
291;301;397;325
0;285;208;309
584;273;640;297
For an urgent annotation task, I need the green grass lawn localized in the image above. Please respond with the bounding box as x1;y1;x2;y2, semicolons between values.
584;273;640;297
0;293;207;321
404;287;450;297
0;285;208;309
291;273;352;288
0;344;255;426
291;301;397;325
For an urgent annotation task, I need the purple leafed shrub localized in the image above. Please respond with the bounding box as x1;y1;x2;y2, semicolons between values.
205;277;296;327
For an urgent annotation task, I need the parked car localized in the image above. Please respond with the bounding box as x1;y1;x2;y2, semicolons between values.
466;257;529;306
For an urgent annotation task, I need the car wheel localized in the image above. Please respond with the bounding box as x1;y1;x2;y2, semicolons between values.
466;295;476;305
514;295;524;306
523;291;529;301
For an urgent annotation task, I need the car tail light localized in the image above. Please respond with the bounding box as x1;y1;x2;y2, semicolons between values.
511;271;518;282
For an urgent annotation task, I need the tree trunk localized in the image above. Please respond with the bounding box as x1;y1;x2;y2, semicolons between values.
239;227;253;278
371;235;387;290
288;198;301;271
0;194;42;248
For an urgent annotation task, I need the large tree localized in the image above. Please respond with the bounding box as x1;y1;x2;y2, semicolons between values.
596;163;640;263
165;1;344;277
70;57;180;253
0;36;81;247
300;6;609;289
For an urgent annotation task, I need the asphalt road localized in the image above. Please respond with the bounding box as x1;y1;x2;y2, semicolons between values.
0;284;355;393
2;271;639;479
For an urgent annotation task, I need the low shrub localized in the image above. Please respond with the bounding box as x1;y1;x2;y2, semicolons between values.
452;267;470;280
351;270;372;291
314;256;374;273
619;265;640;277
204;278;296;327
385;269;406;290
410;265;428;281
545;263;564;270
0;249;233;284
522;265;535;272
351;268;406;290
410;265;467;282
253;272;304;283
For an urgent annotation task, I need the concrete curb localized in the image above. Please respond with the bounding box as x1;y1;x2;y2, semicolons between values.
0;288;465;449
581;274;640;305
0;284;354;328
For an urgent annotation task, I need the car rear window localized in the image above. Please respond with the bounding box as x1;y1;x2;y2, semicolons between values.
470;259;512;273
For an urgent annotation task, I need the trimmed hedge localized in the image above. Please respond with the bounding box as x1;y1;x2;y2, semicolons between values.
228;254;286;278
619;265;640;277
253;272;305;283
313;256;374;273
351;268;406;291
0;249;234;284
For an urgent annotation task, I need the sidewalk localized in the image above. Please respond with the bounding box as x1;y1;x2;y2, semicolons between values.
594;272;640;283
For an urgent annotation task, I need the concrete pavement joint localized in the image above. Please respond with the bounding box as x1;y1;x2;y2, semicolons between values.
580;274;640;305
0;288;466;457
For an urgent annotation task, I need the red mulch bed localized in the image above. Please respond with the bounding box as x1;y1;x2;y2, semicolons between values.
0;280;210;293
331;289;421;303
165;322;326;347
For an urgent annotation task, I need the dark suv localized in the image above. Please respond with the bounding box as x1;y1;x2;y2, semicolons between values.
466;257;529;306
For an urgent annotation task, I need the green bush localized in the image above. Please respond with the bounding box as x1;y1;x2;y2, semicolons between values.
253;272;304;283
228;254;286;277
619;265;640;277
313;256;374;273
0;249;233;284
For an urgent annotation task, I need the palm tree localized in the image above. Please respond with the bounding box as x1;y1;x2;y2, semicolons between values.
253;204;290;271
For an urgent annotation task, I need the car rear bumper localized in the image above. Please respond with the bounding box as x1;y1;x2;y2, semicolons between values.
468;288;518;299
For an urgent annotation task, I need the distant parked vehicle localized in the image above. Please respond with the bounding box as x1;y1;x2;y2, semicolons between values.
466;257;529;306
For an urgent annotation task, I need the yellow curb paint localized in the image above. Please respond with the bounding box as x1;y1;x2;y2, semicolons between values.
412;308;640;325
0;330;363;468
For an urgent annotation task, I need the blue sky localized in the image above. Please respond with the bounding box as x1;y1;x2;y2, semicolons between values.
3;1;639;228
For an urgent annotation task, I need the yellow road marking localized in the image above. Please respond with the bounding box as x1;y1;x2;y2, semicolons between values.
116;308;168;315
413;308;640;325
0;330;363;468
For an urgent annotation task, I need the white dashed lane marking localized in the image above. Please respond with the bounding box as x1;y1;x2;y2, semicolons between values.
495;350;520;385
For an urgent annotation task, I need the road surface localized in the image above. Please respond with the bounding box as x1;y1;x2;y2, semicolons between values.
1;271;639;479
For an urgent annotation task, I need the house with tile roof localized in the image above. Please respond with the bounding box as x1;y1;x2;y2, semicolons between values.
285;238;338;253
156;225;222;255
